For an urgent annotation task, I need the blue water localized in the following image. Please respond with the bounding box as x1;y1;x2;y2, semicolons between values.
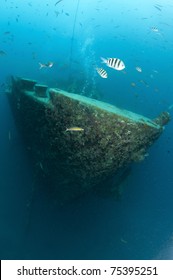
0;0;173;260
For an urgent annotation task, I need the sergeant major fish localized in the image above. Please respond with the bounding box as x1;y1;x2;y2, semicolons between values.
151;26;159;32
101;57;125;71
96;67;108;78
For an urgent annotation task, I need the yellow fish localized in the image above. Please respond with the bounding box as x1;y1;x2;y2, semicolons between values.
65;127;84;132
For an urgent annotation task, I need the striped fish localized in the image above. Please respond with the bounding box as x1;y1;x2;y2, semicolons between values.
96;67;108;78
101;57;125;71
151;26;159;32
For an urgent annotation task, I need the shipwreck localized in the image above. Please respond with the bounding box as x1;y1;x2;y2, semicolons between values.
7;77;170;202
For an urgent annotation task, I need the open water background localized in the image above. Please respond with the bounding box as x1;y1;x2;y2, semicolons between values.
0;0;173;259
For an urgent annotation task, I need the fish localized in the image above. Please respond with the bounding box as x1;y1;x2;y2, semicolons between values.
39;61;53;69
135;66;142;72
65;127;84;132
120;238;128;244
8;131;11;141
101;57;125;71
96;67;108;78
168;104;173;110
39;162;44;170
0;50;6;56
154;5;162;11
55;0;63;5
139;79;149;87
65;12;70;16
131;82;136;87
3;31;11;35
151;26;159;32
55;11;60;17
155;4;163;7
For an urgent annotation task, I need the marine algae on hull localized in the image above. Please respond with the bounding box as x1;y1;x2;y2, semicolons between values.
7;77;170;202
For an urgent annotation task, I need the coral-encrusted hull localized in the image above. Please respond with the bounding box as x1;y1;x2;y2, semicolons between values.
7;77;170;201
